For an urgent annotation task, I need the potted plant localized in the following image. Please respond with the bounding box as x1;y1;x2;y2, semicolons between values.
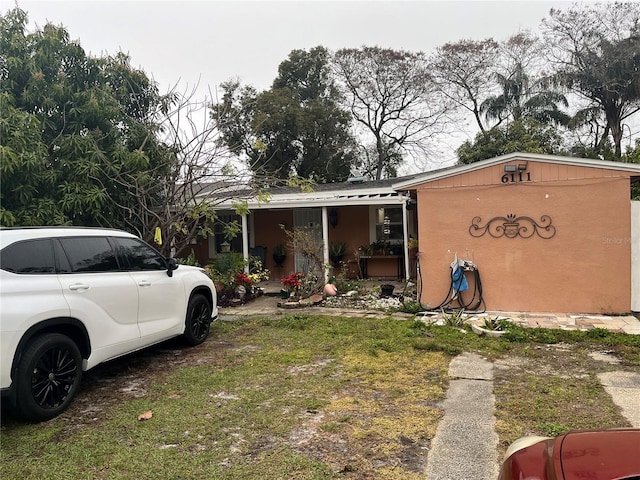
329;242;346;266
272;244;286;267
471;316;509;337
281;272;303;300
380;283;395;297
370;240;387;255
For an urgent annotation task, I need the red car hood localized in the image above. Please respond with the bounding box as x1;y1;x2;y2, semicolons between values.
558;429;640;480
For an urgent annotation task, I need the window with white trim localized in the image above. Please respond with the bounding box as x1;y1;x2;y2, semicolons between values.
371;206;403;242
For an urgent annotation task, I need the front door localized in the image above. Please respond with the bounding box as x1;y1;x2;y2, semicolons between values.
293;208;322;274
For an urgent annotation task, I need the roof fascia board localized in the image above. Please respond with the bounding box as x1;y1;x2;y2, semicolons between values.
213;186;407;210
196;185;396;203
307;186;399;197
393;152;640;190
215;194;408;210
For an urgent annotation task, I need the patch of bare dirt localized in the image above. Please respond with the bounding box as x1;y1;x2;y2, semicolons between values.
1;337;237;429
493;342;633;380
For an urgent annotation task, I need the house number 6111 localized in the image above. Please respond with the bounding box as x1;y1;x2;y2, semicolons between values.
501;172;532;183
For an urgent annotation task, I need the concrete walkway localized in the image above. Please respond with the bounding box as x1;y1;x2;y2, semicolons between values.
597;371;640;428
220;293;640;335
424;353;499;480
424;354;640;480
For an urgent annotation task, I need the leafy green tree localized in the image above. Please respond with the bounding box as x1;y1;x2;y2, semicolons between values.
0;92;61;225
457;118;566;164
333;46;449;180
567;135;618;163
213;47;356;182
1;7;255;256
1;7;165;228
542;2;640;158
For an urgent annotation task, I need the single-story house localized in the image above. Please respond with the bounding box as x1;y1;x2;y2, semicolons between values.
190;152;640;314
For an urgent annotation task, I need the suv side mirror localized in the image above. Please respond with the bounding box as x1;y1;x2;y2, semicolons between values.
167;257;179;277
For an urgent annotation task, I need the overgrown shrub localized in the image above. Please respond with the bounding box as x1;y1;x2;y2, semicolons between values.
176;249;200;266
205;253;269;306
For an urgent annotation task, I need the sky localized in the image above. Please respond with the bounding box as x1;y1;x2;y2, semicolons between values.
14;0;573;167
17;1;570;94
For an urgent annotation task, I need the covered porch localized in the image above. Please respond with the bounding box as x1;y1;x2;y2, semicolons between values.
191;178;419;282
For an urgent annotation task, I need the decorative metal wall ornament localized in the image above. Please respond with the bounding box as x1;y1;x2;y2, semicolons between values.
469;213;556;239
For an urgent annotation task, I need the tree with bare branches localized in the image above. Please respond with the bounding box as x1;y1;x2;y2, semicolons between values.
333;46;451;180
431;38;500;134
98;85;274;257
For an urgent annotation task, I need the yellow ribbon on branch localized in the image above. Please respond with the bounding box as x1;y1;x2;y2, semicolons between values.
154;227;162;245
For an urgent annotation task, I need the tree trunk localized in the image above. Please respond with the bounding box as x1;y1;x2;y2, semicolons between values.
375;137;385;180
603;102;623;159
610;122;623;159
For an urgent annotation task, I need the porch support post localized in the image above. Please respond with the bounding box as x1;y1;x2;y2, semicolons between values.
322;206;330;282
242;213;249;273
402;197;410;281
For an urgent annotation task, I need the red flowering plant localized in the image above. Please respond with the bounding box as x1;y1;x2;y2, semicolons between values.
234;272;252;287
281;272;304;297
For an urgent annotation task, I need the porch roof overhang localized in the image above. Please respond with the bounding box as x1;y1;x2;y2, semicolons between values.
392;152;640;190
220;189;408;211
210;175;415;211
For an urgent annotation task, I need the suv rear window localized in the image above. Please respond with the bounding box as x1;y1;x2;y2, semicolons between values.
0;239;55;274
58;237;120;272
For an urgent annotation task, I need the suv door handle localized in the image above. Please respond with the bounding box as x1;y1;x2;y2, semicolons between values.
68;283;90;291
138;281;152;287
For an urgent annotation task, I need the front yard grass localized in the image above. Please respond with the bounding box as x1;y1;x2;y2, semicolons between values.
1;314;638;479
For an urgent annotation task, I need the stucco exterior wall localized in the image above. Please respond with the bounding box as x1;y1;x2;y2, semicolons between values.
252;210;294;277
415;161;633;313
327;206;378;278
329;205;370;261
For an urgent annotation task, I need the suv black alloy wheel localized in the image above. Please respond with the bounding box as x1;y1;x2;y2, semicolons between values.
184;294;212;346
15;333;83;421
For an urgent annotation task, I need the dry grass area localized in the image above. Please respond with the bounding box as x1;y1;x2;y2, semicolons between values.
1;314;638;479
294;349;447;479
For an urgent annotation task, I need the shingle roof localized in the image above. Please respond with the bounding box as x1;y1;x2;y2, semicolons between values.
210;173;423;210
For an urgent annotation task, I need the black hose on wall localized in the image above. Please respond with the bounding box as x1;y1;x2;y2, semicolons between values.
416;255;486;313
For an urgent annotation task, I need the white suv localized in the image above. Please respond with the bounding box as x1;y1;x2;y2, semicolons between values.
0;227;218;421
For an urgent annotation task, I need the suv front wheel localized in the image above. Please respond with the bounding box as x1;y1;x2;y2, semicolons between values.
183;294;212;346
14;333;83;421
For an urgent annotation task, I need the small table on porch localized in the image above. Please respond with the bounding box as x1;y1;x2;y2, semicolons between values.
359;254;405;281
